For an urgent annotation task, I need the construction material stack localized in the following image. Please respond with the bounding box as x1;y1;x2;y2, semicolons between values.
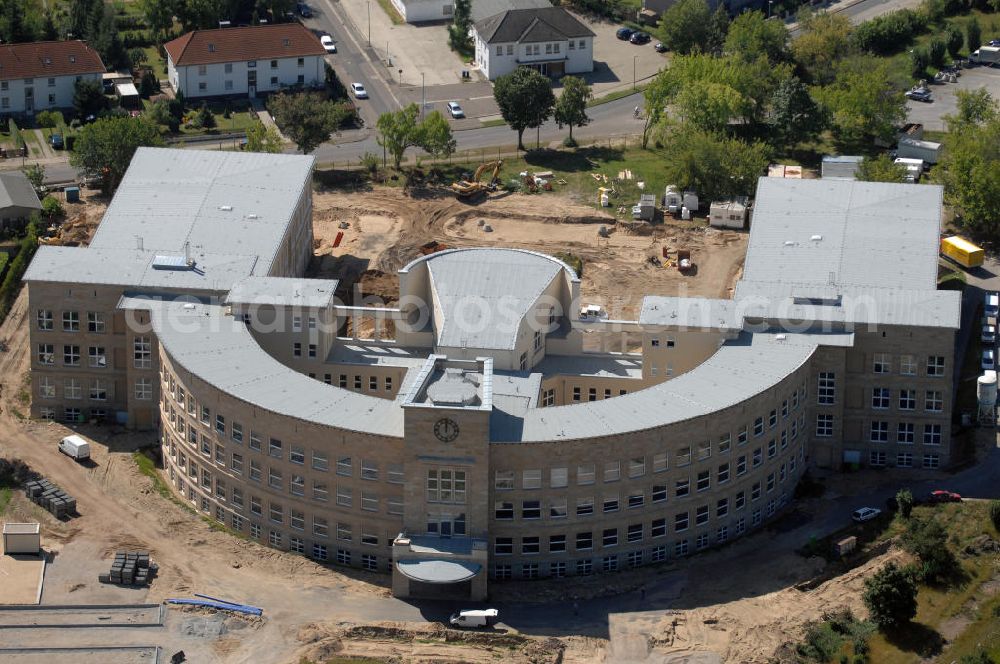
23;479;76;519
101;550;156;586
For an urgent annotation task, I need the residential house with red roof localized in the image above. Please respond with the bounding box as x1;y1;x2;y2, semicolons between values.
0;41;105;115
164;24;328;99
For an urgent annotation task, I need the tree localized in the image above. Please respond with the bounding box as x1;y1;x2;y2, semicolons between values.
69;116;164;192
22;164;45;195
724;10;789;63
197;103;216;129
141;0;176;42
73;78;107;119
901;517;959;582
267;92;354;154
768;76;825;146
896;488;914;518
947;25;964;59
929;38;947;68
967;18;981;55
375;104;455;169
449;0;472;53
41;12;58;40
139;70;160;98
493;67;555;150
661;0;714;55
862;562;917;630
658;125;772;200
4;0;31;43
936;91;1000;241
813;57;906;146
707;5;730;55
41;195;64;219
989;500;1000;532
554;76;591;145
244;121;284;152
910;47;929;79
791;11;855;84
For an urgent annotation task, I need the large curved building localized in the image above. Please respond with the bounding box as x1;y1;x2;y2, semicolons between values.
25;149;961;600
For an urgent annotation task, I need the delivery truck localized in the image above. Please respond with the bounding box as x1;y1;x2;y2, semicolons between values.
58;435;91;461
970;45;1000;65
940;236;985;269
449;609;499;628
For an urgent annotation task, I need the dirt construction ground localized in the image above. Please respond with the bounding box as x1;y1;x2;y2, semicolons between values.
310;187;747;318
0;186;965;663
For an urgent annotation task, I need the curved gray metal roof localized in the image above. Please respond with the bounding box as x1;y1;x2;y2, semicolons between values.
396;560;481;584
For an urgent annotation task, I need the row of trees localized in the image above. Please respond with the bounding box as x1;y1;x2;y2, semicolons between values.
0;0;130;69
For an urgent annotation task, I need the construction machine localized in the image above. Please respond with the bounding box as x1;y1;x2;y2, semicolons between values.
451;160;503;198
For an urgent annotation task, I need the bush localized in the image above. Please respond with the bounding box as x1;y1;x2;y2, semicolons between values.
911;47;930;78
798;621;843;661
41;195;63;218
901;517;959;582
947;25;964;58
929;38;947;67
896;488;914;518
0;457;39;487
36;110;63;128
853;9;926;54
863;562;918;629
553;251;583;277
989;500;1000;532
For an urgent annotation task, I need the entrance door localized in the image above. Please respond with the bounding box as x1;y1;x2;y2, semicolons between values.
24;87;33;112
247;71;257;98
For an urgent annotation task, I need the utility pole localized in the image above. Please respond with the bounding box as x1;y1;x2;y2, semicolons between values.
367;1;371;45
421;72;425;119
633;55;638;90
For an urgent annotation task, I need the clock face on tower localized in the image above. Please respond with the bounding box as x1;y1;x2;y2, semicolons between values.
433;418;460;442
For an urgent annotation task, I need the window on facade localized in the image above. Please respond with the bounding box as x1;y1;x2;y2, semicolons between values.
927;356;945;376
495;500;514;519
576;531;593;550
870;421;889;443
923;424;942;445
925;390;943;412
87;312;105;333
522;499;541;519
897;452;913;467
63;344;80;365
872;387;890;409
134;378;152;400
816;414;833;437
523;469;542;489
577;464;595;485
696;470;710;492
133;337;151;369
817;372;835;405
899;389;916;410
63;311;79;331
494;470;514;490
873;353;890;374
88;346;106;368
427;468;466;503
897;422;915;444
550;467;568;488
550;498;567;518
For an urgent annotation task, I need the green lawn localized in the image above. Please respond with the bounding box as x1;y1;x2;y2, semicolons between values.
375;0;405;25
143;98;258;136
141;46;168;80
866;502;1000;663
0;487;11;516
883;10;1000;85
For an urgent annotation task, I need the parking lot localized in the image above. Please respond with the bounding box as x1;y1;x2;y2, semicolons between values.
905;65;1000;131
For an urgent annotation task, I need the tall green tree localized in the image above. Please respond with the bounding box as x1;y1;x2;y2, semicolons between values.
936;90;1000;241
967;18;981;54
267;92;354;154
660;0;714;55
901;517;959;583
244;121;284;153
22;164;45;195
553;76;591;144
69;116;164;192
792;11;855;84
724;10;789;63
862;562;917;630
657;124;772;200
73;79;108;119
375;103;455;169
493;67;555;151
3;0;31;43
449;0;472;53
767;75;825;146
857;154;908;183
814;57;906;146
141;0;177;42
947;25;964;59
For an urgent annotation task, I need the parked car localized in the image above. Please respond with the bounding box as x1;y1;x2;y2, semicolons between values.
630;31;651;44
852;507;882;523
654;42;667;53
905;88;933;102
983;324;996;344
297;2;312;16
351;82;368;99
616;27;635;40
989;38;1000;46
320;35;336;53
984;348;996;370
447;101;464;118
50;133;64;150
928;490;962;503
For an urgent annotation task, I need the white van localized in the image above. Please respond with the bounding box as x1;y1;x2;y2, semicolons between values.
58;435;91;461
986;292;999;318
449;608;498;628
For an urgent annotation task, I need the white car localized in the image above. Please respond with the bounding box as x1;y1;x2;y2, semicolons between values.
983;324;996;344
320;35;337;53
447;101;464;118
983;348;995;370
351;82;368;99
852;507;881;523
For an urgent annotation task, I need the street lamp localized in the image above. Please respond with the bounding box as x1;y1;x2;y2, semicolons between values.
367;1;371;45
633;55;638;90
767;0;774;18
398;68;403;86
421;72;425;119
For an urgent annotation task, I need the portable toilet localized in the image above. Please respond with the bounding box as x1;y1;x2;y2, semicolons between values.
664;185;681;211
681;191;698;212
65;187;80;203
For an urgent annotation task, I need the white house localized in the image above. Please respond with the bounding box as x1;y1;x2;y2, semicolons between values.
165;24;327;99
0;41;105;116
392;0;549;25
473;7;595;80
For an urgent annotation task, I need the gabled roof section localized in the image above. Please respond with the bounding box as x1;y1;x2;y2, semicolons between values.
0;41;105;81
474;7;594;44
0;171;41;211
164;24;326;66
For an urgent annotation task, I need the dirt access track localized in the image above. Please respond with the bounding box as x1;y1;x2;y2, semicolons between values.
310;187;747;318
0;187;897;663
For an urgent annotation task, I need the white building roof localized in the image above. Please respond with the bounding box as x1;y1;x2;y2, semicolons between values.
742;178;943;291
639;296;740;330
225;276;339;308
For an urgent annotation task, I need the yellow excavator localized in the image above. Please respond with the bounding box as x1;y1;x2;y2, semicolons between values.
451;160;503;198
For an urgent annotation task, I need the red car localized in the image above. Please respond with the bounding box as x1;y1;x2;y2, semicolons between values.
928;490;962;503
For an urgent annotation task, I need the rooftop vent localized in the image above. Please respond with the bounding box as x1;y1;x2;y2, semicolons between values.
152;255;196;271
783;240;796;246
775;333;786;341
246;213;259;219
810;234;823;242
219;205;233;211
183;303;196;310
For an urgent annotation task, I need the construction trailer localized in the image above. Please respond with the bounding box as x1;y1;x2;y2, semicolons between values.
940;236;985;269
663;186;698;215
821;155;864;180
632;194;656;221
3;523;41;555
897;137;941;164
709;197;749;229
894;158;924;182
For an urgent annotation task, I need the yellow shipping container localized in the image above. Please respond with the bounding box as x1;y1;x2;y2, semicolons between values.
941;236;984;269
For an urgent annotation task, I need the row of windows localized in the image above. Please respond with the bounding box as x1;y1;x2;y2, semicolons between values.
867;421;943;445
197;58;308;76
201;75;307;92
36;338;151;369
869;451;940;468
494;420;804;491
1;77;61;90
869;388;944;411
870;353;946;376
37;310;105;333
816;360;946;406
38;376;152;400
1;93;58;108
493;39;588;57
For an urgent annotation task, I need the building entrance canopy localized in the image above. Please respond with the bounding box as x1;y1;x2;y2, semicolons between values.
396;559;481;584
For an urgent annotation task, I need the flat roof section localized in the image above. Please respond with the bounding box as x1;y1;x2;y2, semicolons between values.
226;276;340;309
743;178;943;292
